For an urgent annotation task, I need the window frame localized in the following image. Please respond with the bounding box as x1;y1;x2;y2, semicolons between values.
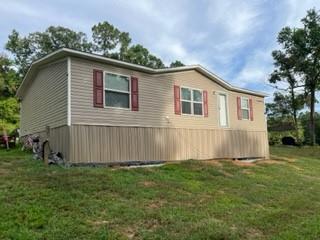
180;86;204;117
103;71;131;110
240;97;250;120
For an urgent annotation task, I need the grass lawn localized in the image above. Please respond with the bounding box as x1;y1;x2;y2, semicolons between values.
0;146;320;240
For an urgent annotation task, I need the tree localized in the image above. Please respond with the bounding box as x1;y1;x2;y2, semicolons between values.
6;27;92;75
92;22;166;68
5;30;35;76
298;9;320;145
6;21;183;75
122;44;165;68
92;21;125;57
266;92;304;128
0;54;20;98
299;112;320;144
272;8;320;145
0;55;20;132
269;51;303;129
170;60;185;68
0;97;19;131
266;92;297;120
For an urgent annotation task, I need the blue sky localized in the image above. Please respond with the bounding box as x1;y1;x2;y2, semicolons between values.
1;0;319;100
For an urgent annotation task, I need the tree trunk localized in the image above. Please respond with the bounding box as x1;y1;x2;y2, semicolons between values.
309;89;316;145
290;87;299;141
290;88;298;124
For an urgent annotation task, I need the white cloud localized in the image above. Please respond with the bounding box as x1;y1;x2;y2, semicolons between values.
207;0;262;37
1;1;40;18
204;0;264;62
0;0;92;33
285;0;319;27
232;49;273;88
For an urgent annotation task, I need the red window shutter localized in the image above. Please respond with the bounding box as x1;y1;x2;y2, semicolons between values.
203;90;208;117
249;98;254;121
93;69;103;108
131;76;139;111
237;96;242;120
174;85;181;115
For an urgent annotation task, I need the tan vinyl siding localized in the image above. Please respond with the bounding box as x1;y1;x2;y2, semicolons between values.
20;60;68;136
48;126;70;161
21;126;70;161
70;57;267;132
69;125;269;163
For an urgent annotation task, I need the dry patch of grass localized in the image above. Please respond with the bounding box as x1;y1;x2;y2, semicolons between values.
203;159;224;167
139;180;157;187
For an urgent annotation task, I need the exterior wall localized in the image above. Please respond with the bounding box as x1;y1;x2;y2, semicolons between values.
20;56;268;164
47;126;70;161
20;59;68;136
21;126;70;161
70;57;267;131
69;125;269;163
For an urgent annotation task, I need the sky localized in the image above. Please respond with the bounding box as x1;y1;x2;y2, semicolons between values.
1;0;320;101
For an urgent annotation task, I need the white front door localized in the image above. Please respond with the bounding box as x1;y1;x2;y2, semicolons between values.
218;93;228;127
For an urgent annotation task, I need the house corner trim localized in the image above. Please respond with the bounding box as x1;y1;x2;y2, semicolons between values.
67;57;71;126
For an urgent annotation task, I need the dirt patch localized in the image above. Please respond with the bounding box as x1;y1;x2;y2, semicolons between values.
258;159;303;171
0;161;14;167
203;160;224;167
257;160;288;166
121;219;160;239
246;228;264;238
140;181;157;187
88;219;109;227
218;169;233;177
233;158;295;167
122;226;136;239
142;219;161;231
270;155;296;162
289;165;303;171
232;160;256;167
242;169;253;175
0;168;10;176
147;199;167;209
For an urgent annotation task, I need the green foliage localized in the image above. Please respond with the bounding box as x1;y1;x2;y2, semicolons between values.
0;55;20;133
266;92;303;121
91;22;165;68
299;112;320;144
1;147;320;239
122;44;165;68
92;21;130;58
270;8;320;145
0;97;19;132
6;27;91;76
6;21;182;75
266;92;304;144
170;60;185;68
0;55;20;98
268;130;299;145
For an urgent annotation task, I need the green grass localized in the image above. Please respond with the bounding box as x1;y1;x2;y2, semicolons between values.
0;146;320;240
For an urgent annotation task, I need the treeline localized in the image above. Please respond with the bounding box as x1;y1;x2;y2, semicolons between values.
267;8;320;145
0;21;184;133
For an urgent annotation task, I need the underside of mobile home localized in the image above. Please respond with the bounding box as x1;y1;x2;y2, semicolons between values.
37;125;269;164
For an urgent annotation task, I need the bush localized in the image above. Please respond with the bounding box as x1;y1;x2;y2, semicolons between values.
268;131;296;145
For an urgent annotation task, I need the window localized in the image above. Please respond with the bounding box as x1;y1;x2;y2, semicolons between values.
181;87;203;115
241;97;250;120
105;73;130;108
